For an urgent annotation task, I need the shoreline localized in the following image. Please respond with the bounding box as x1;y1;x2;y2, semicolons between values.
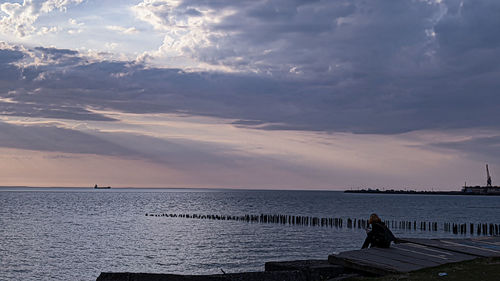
344;189;500;196
96;237;500;281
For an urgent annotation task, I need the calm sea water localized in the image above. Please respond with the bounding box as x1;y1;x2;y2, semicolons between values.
1;188;500;281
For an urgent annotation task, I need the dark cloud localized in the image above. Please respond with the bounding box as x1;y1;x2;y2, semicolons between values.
1;0;500;134
0;120;275;172
0;49;24;63
184;8;202;16
436;0;500;54
178;0;436;79
231;120;266;126
34;47;78;57
431;135;500;165
0;101;116;121
0;121;133;156
0;48;23;81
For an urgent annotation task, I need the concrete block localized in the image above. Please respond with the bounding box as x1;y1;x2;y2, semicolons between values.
96;270;308;281
265;260;345;280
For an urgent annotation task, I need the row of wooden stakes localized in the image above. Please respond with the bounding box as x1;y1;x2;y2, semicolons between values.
443;222;500;236
145;213;500;236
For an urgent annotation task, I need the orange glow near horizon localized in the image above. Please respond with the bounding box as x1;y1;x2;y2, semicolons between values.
0;112;494;190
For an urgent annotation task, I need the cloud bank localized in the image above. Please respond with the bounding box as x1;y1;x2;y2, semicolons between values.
2;0;500;134
1;0;500;188
0;0;83;37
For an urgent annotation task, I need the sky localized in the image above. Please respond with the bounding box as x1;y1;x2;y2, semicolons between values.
0;0;499;190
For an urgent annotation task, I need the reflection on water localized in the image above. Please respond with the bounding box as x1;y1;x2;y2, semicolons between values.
1;188;499;281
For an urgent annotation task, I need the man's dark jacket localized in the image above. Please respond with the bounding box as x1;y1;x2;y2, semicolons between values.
362;222;396;249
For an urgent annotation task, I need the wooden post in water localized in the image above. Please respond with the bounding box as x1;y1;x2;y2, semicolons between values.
146;213;498;237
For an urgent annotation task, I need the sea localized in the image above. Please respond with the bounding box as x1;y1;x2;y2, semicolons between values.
1;187;500;281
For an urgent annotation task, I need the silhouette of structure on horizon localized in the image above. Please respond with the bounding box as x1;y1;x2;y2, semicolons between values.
345;164;500;195
462;164;500;195
486;164;492;187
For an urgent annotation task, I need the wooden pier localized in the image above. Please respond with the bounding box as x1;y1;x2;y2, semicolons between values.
328;236;500;276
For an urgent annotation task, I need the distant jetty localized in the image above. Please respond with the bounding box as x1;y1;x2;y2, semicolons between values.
461;164;500;194
346;164;500;196
344;188;498;196
345;189;467;195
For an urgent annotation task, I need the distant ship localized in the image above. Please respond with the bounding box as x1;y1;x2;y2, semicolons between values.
94;184;111;189
462;164;500;195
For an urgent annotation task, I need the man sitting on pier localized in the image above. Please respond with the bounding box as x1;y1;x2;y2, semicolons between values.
362;213;396;249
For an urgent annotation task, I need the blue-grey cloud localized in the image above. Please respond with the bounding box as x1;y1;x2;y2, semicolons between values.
436;0;500;55
431;135;500;166
1;0;500;135
0;120;306;175
0;49;24;63
33;46;80;63
0;120;227;168
171;0;437;78
0;121;132;156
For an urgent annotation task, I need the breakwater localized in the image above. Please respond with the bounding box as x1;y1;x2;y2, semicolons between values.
145;213;500;236
344;189;500;196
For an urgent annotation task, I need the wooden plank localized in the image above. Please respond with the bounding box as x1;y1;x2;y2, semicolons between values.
329;253;399;276
403;238;500;257
441;239;500;257
351;243;474;268
369;246;447;266
393;243;475;263
472;236;500;244
367;247;441;267
331;247;433;274
340;250;423;270
350;249;434;270
329;241;477;275
445;237;500;251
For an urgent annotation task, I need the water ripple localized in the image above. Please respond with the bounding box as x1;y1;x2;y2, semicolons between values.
1;189;499;280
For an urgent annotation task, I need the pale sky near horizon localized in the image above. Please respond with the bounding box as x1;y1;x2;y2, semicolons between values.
0;0;499;189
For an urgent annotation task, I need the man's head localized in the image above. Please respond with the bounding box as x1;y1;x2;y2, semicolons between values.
369;213;381;224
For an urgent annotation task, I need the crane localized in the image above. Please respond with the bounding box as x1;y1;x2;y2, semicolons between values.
486;164;492;187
